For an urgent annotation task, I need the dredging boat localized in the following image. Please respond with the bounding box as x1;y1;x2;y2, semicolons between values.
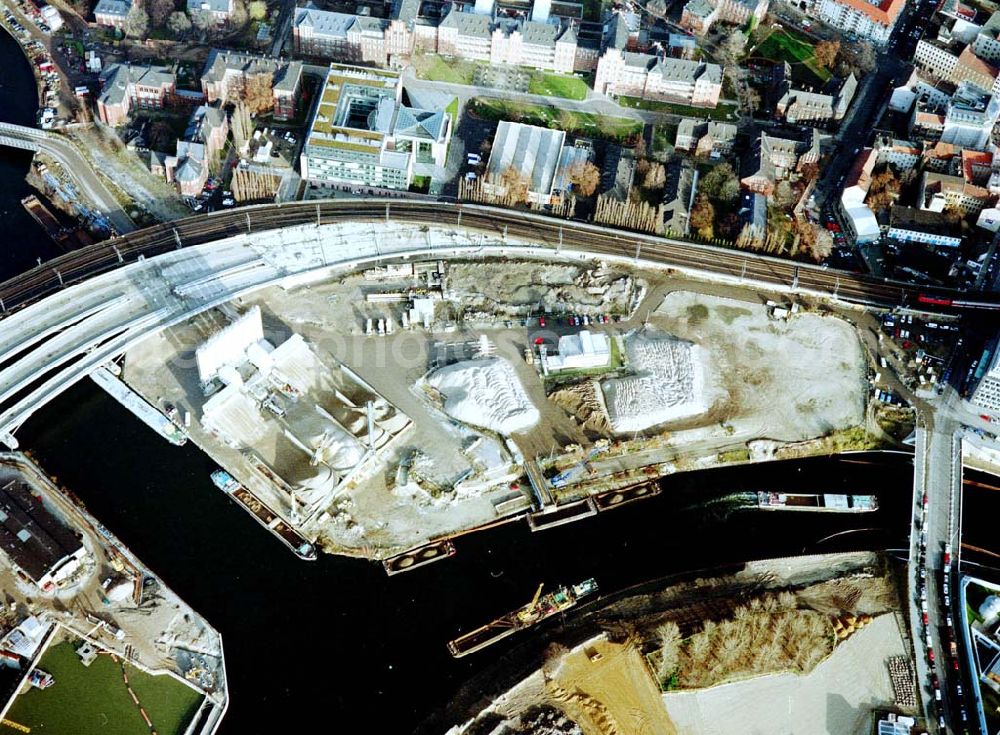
210;470;317;560
756;492;878;512
447;579;598;658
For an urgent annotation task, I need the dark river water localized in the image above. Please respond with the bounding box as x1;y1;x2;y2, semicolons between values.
0;30;916;735
17;380;914;734
0;28;61;279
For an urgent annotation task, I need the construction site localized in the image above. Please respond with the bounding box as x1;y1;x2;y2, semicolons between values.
0;454;226;735
120;257;871;559
449;553;913;735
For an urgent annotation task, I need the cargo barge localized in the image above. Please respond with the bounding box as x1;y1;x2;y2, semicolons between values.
210;470;316;560
756;492;878;512
383;539;456;575
447;578;598;658
21;195;64;246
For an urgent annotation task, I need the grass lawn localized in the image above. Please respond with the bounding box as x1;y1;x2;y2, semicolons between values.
618;97;740;121
752;28;832;84
410;175;431;193
4;641;203;735
528;72;589;100
652;124;676;156
469;98;642;142
411;54;479;85
445;96;460;120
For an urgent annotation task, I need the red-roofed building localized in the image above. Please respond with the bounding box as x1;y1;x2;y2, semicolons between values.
962;149;993;184
817;0;904;46
954;46;1000;92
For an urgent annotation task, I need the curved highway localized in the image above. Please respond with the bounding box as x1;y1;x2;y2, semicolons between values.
0;198;996;317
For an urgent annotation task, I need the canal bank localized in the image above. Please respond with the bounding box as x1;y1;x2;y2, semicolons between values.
0;26;61;280
18;378;915;734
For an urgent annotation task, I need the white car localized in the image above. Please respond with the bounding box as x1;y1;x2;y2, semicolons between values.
222;198;235;207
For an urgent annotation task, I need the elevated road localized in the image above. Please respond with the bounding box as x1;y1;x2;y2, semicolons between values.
0;197;933;447
0;122;135;234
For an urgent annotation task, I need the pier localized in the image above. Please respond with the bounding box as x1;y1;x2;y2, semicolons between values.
90;367;186;446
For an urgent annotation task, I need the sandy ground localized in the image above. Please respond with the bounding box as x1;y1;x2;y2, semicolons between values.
651;291;867;443
661;613;906;735
548;637;679;735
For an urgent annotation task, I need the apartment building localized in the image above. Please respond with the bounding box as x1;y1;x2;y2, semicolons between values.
887;206;964;248
675;119;738;157
680;0;769;35
293;0;587;74
187;0;234;22
300;65;451;192
594;53;722;105
941;82;1000;149
873;136;921;170
816;0;904;46
92;0;130;28
200;50;303;120
97;63;176;126
920;170;995;213
740;129;821;195
775;73;857;123
970;345;1000;417
915;39;962;80
972;11;1000;62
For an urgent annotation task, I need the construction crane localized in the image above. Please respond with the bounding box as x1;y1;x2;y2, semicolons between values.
517;583;545;625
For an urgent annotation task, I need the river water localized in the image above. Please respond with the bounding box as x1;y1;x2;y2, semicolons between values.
0;28;61;279
0;31;915;735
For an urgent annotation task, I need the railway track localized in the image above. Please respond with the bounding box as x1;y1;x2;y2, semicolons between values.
0;199;993;314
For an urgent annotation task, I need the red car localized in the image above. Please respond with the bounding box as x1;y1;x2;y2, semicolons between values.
923;612;929;625
538;316;546;327
953;659;960;671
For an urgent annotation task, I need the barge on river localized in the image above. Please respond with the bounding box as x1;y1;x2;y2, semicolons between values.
756;492;878;512
211;470;316;560
447;579;598;658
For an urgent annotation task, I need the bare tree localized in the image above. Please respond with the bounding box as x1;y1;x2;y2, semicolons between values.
689;194;715;240
569;161;600;197
240;71;274;114
656;621;682;681
501;166;531;204
231;101;254;152
190;8;215;33
148;120;174;151
248;0;267;20
167;9;191;35
148;0;175;28
813;39;840;69
718;30;748;65
229;0;248;27
124;5;149;38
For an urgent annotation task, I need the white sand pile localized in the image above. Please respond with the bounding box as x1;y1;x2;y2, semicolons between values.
428;358;539;434
602;333;709;433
